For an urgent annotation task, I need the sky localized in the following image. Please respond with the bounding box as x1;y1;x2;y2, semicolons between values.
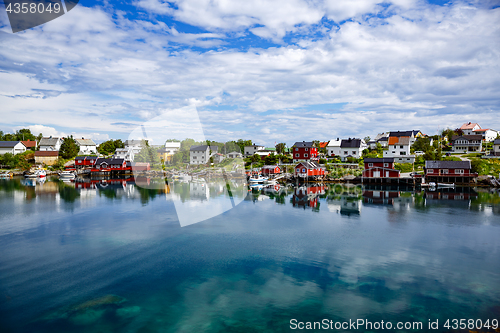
0;0;499;147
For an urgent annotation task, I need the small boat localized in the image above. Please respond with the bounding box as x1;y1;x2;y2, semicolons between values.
0;172;12;179
437;183;455;188
249;175;268;183
24;169;46;178
428;182;436;187
59;171;76;180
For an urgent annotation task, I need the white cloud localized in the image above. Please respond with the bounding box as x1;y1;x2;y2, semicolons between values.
0;1;499;143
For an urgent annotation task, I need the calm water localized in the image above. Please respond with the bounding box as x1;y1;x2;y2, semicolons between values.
0;177;499;332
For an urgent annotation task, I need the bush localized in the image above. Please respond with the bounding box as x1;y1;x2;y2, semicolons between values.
394;163;413;173
319;158;327;164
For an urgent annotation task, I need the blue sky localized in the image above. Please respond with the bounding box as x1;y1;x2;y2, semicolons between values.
1;0;499;146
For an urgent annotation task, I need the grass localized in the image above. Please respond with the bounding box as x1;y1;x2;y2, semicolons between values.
470;158;500;176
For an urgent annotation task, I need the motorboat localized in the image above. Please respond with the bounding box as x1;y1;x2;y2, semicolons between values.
24;169;46;178
437;183;455;188
59;170;76;180
0;172;12;179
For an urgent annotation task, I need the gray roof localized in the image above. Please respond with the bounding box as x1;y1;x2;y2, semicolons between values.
388;130;420;137
0;141;23;148
341;138;363;148
293;141;314;148
425;160;471;169
190;145;218;152
494;139;500;145
364;158;394;163
95;158;125;165
75;138;96;146
451;135;483;141
295;161;321;169
39;137;60;146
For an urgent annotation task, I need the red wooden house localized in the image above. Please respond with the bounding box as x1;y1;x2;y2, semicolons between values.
362;158;400;178
92;158;127;172
292;141;318;162
362;190;400;205
262;165;281;175
75;156;99;168
424;161;477;184
294;161;325;178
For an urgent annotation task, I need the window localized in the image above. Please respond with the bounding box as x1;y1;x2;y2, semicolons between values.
455;169;464;174
352;151;356;155
400;151;406;155
295;153;299;157
344;151;348;155
295;148;298;151
302;168;306;172
305;148;308;151
400;145;404;149
428;169;434;173
384;163;389;167
442;169;449;174
193;156;197;159
368;163;373;167
407;158;410;161
304;154;308;157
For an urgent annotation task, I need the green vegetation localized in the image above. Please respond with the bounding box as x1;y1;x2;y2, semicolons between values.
97;139;124;156
394;163;413;173
59;136;79;159
0;128;40;144
470;158;500;176
135;145;162;169
0;151;34;170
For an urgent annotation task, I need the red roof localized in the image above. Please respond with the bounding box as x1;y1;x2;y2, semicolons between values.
35;151;59;157
21;140;37;148
460;122;480;130
319;142;328;148
472;129;488;132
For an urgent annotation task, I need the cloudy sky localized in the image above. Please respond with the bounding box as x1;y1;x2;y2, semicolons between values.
0;0;499;146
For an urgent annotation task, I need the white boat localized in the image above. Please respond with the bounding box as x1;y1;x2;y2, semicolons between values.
428;182;436;187
249;175;268;183
0;172;12;179
437;183;455;188
59;171;76;180
25;169;46;178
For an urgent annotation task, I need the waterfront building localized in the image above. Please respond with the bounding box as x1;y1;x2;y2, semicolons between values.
362;158;400;178
292;141;318;162
424;160;477;184
75;138;98;155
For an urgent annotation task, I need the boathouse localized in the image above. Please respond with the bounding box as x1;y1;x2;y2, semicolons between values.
424;160;477;184
262;165;281;175
362;158;400;178
294;161;325;179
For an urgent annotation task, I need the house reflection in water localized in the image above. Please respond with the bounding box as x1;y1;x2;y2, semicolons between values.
362;189;400;205
328;194;362;216
291;184;325;211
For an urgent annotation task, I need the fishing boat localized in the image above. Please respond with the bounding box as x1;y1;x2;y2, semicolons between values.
59;170;76;180
249;175;268;183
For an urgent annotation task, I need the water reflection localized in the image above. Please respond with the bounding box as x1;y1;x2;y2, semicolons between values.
2;177;499;216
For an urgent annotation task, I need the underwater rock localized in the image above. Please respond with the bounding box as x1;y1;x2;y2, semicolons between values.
116;306;141;318
70;294;126;313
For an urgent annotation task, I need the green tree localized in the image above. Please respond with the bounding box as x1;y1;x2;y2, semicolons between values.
15;128;36;141
250;154;261;163
236;139;252;154
98;140;116;156
59;137;79;159
275;143;286;155
114;139;124;149
264;153;279;165
135;146;161;169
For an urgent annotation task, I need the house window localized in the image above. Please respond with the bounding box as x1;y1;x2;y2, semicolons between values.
383;163;389;167
302;168;306;172
400;145;404;149
428;169;434;173
295;154;299;157
193;156;197;159
455;169;464;174
295;148;298;151
442;169;449;174
401;152;406;155
407;158;410;161
368;163;373;167
305;148;308;151
304;154;308;157
344;151;348;155
352;151;356;155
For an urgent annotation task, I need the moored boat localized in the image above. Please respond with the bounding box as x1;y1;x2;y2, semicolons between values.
249;175;268;183
59;171;76;180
